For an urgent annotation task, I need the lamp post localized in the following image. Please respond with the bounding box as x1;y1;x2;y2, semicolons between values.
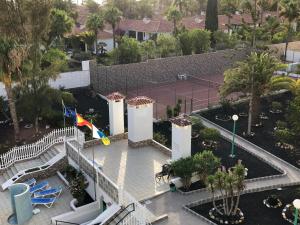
293;199;300;225
230;114;239;158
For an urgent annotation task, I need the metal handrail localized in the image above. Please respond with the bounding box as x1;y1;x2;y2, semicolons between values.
111;203;135;225
55;220;80;225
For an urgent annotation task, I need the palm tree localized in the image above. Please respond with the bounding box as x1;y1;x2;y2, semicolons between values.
280;0;300;61
263;16;280;41
221;52;283;135
242;0;260;48
166;6;182;33
86;13;105;55
258;0;272;25
221;0;241;33
173;0;186;13
104;6;122;49
0;38;27;141
271;75;300;96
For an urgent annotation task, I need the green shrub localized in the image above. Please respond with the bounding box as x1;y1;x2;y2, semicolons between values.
274;128;294;144
200;128;221;143
69;171;88;206
171;157;195;190
190;116;204;133
73;51;92;61
166;106;173;119
153;132;168;146
275;120;287;130
271;101;282;111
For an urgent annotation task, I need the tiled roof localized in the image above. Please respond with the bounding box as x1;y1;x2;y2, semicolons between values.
106;92;125;101
170;115;192;127
127;96;155;106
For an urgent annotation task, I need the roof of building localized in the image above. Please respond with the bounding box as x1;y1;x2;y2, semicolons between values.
127;96;155;106
170;115;192;127
106;92;126;101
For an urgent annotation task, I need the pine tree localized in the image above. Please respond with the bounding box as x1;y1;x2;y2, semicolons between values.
205;0;218;33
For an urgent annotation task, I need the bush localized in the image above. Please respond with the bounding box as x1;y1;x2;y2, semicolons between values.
190;116;204;133
153;132;168;146
271;101;282;112
171;157;195;190
220;98;232;115
275;120;287;130
69;171;88;206
166;106;173;119
274;128;294;144
72;51;92;61
200;128;221;143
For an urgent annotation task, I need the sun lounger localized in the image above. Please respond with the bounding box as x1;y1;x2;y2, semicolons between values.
30;181;49;194
24;178;36;187
31;197;56;208
34;187;62;198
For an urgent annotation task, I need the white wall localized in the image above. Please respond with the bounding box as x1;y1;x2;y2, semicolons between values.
108;100;124;136
98;39;114;52
286;50;300;62
171;124;191;161
128;104;153;142
48;70;90;89
0;82;6;98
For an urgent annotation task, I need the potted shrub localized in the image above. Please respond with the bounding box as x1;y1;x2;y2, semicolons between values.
190;116;204;140
166;106;173;119
274;128;295;150
171;157;195;191
70;171;89;207
263;195;282;208
270;101;282;114
200;128;221;149
274;120;287;130
153;132;168;146
215;99;232;121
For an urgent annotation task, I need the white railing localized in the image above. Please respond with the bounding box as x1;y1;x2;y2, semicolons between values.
119;189;154;225
0;127;77;170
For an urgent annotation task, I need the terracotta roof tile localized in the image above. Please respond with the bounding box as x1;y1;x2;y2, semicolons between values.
170;115;192;127
127;96;155;106
106;92;125;101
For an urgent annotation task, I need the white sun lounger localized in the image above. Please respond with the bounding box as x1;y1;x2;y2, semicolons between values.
34;187;62;198
31;197;56;208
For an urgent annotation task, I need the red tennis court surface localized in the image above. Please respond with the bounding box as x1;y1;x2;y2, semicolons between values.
127;75;224;119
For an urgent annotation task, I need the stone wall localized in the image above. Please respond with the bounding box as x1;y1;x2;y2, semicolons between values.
83;133;128;148
90;49;249;95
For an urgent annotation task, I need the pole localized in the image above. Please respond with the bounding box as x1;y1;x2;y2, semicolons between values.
230;120;236;158
75;109;80;170
294;208;299;225
91;119;97;201
62;100;66;128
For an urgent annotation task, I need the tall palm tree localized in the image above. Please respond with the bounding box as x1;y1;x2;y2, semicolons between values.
263;16;280;41
221;52;283;135
173;0;186;13
271;75;300;96
104;6;122;49
0;38;27;141
166;6;182;33
280;0;300;61
221;0;241;33
86;13;105;55
258;0;272;25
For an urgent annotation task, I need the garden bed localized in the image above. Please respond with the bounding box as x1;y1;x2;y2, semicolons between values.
189;185;300;225
199;92;300;168
154;120;282;193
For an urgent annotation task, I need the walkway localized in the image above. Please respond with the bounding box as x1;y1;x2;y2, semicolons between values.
147;116;300;225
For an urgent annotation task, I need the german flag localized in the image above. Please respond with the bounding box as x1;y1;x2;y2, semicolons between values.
76;114;92;130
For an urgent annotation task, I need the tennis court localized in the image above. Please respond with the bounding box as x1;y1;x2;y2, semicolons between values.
127;74;223;119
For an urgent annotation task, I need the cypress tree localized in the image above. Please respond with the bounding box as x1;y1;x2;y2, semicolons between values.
205;0;219;33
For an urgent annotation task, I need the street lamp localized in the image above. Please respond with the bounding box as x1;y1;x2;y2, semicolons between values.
293;199;300;225
230;114;239;158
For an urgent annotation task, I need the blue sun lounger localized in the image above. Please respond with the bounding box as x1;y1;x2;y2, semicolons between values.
24;178;36;187
31;197;56;208
30;181;49;194
34;187;62;198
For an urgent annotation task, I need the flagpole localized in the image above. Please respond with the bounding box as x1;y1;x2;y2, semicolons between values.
75;108;80;171
91;120;97;201
62;99;66;128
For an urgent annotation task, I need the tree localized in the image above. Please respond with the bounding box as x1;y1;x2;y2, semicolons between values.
140;40;157;60
288;96;300;145
221;52;282;135
242;0;260;48
205;0;218;33
200;128;221;144
104;6;122;49
166;6;182;33
0;38;27;141
173;0;187;13
112;37;141;64
262;16;281;41
84;0;100;13
270;75;300;96
258;0;271;25
190;29;211;54
193;150;221;182
86;13;105;55
207;164;246;216
157;34;180;57
48;8;74;47
136;0;154;19
178;31;193;55
220;0;240;33
171;157;195;190
280;0;300;61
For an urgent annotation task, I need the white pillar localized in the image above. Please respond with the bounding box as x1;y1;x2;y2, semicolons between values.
127;96;154;143
106;92;125;136
170;116;192;161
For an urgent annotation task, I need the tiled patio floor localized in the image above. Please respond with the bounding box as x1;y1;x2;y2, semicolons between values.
0;175;73;225
83;139;171;201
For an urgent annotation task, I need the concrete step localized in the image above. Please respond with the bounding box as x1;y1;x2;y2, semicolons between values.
47;149;56;158
6;168;14;178
2;172;10;181
40;155;48;164
51;147;60;155
0;175;6;186
43;152;52;161
11;166;18;175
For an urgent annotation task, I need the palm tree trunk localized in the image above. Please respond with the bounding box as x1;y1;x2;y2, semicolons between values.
284;24;291;62
95;31;98;55
35;116;39;134
227;16;231;34
4;81;20;141
276;1;279;19
113;25;116;49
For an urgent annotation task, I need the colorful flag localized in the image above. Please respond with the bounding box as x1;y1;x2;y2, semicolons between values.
76;113;92;130
92;124;110;146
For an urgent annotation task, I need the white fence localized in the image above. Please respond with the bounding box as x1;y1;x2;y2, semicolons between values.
0;127;77;170
286;50;300;62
